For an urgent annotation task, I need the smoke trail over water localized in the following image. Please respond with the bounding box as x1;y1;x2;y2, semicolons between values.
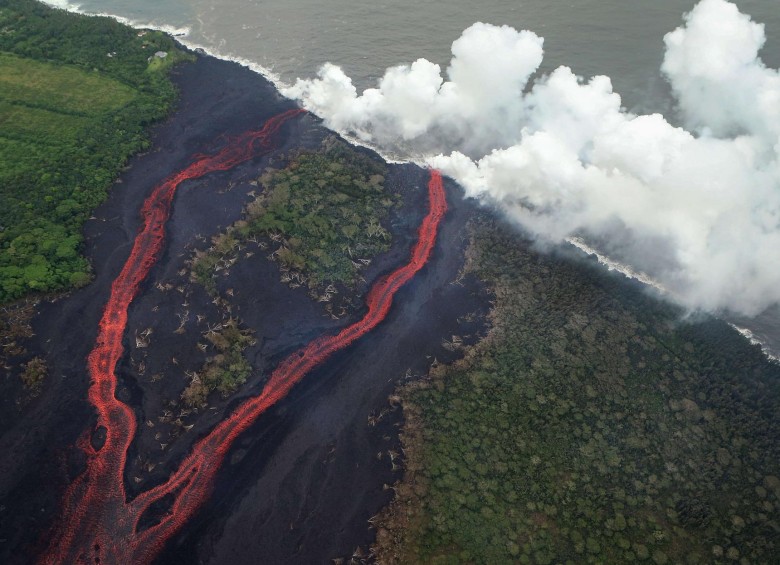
285;0;780;317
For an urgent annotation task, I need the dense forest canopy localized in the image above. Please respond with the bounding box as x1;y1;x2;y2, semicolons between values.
374;219;780;564
0;0;190;302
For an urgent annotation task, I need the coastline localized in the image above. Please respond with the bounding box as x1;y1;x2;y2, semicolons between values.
729;324;780;363
566;236;780;363
372;215;780;563
0;45;485;563
39;0;780;365
40;0;287;90
39;0;431;166
4;4;778;563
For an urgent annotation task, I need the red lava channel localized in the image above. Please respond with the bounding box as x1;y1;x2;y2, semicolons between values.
41;108;447;564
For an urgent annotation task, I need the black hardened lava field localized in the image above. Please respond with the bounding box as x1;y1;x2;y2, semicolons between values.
0;54;485;564
3;3;780;563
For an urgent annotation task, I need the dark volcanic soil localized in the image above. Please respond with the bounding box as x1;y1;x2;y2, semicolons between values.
160;171;486;565
0;52;486;564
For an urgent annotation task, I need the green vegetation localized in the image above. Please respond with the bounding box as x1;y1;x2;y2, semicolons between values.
19;356;46;394
192;138;396;300
185;138;396;407
375;218;780;564
0;0;192;302
181;319;255;408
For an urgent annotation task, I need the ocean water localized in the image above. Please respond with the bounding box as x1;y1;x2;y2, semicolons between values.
44;0;780;359
50;0;780;112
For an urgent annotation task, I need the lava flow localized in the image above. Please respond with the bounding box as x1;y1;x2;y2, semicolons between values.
41;106;447;564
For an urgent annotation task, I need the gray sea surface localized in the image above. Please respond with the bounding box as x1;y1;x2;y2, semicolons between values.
52;0;779;110
46;0;780;358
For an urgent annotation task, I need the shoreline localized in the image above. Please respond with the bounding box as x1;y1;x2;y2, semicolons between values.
39;0;429;166
38;0;780;365
371;213;780;563
729;323;780;363
4;4;778;562
0;47;485;563
566;236;780;363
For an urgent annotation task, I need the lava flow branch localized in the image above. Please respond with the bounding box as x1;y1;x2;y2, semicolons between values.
41;106;446;564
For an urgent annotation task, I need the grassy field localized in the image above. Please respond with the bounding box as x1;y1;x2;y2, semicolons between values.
0;0;191;302
374;218;780;565
0;52;137;114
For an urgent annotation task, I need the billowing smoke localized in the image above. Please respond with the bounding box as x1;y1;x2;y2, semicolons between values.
284;22;544;156
284;0;780;317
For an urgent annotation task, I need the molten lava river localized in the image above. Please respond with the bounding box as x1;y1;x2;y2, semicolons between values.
40;109;448;564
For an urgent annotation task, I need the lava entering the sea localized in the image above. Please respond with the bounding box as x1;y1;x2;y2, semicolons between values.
41;108;447;564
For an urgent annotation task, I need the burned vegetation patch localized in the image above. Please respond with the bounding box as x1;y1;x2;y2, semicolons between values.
181;318;255;408
0;297;49;416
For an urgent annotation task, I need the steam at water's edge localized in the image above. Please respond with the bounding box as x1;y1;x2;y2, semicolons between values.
286;0;780;320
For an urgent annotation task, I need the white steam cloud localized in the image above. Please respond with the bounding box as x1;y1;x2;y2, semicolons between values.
284;0;780;317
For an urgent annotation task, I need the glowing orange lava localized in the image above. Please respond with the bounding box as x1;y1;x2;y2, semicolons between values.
41;108;447;564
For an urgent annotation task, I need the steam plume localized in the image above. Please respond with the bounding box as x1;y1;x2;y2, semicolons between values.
284;0;780;316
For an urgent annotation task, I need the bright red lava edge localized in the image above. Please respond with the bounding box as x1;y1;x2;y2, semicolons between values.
40;109;448;564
